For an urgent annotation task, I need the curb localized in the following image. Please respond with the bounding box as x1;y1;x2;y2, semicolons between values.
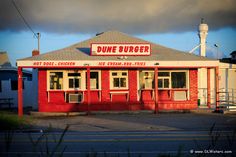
30;111;87;117
30;110;154;117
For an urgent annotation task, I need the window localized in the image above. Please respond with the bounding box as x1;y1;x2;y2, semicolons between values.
158;72;170;89
139;71;154;89
68;72;81;89
86;71;100;89
110;71;128;89
11;80;18;90
158;71;187;89
50;72;63;90
90;72;99;89
171;72;186;88
11;80;24;90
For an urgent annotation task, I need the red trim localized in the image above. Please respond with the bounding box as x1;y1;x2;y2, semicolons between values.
17;67;23;117
154;67;158;113
215;67;220;110
19;66;218;69
87;67;91;114
90;43;151;56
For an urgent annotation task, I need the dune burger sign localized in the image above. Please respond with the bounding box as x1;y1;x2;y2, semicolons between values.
91;43;151;56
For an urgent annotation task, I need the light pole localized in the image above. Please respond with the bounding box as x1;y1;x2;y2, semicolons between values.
214;44;219;59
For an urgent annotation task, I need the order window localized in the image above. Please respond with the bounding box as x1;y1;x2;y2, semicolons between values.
111;71;128;89
68;73;81;89
50;72;63;90
158;72;170;89
158;71;187;89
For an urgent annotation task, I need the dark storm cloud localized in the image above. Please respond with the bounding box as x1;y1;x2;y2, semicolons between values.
0;0;236;34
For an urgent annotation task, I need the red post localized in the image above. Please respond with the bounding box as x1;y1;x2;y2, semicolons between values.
18;67;23;117
207;68;211;108
154;67;158;113
215;67;220;110
86;67;91;115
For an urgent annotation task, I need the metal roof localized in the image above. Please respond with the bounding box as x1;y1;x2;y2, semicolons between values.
18;31;215;62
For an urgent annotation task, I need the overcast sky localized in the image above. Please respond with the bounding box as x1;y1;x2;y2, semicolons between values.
0;0;236;64
1;0;236;34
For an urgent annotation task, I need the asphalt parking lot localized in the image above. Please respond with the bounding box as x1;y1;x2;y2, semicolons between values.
31;112;236;132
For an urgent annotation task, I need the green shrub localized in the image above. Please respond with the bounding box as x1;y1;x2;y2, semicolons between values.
0;111;31;130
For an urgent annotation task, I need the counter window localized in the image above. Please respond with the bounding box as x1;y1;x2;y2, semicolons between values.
68;73;81;89
110;71;128;89
158;78;169;89
158;72;170;89
50;72;63;90
158;71;187;89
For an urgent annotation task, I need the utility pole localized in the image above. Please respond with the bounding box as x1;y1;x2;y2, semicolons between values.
37;32;41;51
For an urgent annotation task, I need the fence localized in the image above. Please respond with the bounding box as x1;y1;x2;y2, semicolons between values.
198;88;236;108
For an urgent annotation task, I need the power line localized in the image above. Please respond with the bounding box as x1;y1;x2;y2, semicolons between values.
11;0;41;51
11;0;37;37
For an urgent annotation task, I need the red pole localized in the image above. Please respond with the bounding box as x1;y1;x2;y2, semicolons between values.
154;67;158;113
18;67;23;117
87;67;91;115
215;67;220;111
207;68;211;108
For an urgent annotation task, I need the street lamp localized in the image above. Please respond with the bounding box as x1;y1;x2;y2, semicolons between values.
214;44;219;59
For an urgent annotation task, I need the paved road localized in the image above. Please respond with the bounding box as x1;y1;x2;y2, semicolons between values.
1;113;236;156
0;130;235;157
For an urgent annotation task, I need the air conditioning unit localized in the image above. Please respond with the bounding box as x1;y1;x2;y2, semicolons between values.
68;93;83;103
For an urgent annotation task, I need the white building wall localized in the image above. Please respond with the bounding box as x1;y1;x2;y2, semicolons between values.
198;63;236;107
0;80;17;106
0;79;37;109
198;63;236;106
219;63;236;104
31;69;38;108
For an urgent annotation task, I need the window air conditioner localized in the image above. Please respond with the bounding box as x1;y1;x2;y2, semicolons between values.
68;93;83;103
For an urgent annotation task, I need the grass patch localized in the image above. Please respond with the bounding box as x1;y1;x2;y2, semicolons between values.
0;111;32;130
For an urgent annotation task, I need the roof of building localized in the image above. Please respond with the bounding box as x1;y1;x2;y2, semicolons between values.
18;31;215;62
230;51;236;55
0;51;12;67
220;58;236;64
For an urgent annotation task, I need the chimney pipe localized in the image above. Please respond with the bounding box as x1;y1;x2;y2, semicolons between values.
32;49;40;56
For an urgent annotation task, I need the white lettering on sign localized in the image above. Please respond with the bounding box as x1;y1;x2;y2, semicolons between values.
91;43;151;56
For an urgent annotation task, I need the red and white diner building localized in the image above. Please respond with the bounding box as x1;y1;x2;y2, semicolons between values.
16;30;220;115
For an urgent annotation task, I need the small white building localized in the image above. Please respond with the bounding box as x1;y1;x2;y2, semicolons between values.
197;21;236;108
0;52;37;109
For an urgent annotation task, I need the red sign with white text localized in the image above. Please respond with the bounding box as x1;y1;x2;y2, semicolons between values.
91;43;151;56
